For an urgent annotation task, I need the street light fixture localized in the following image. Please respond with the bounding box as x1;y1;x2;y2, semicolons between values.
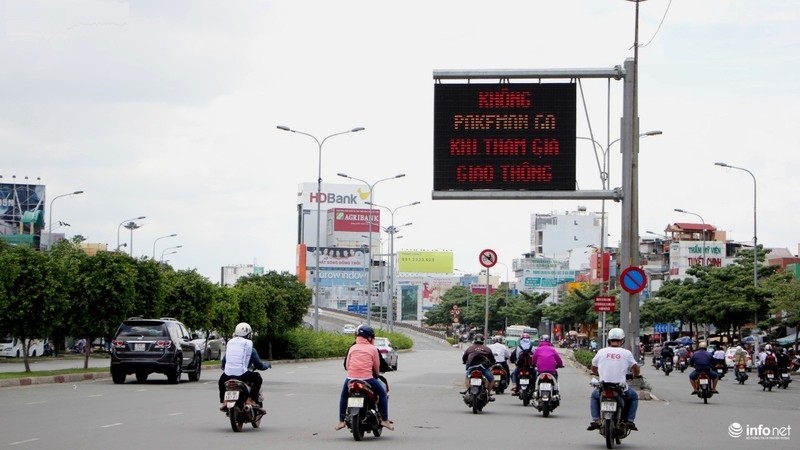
674;209;706;266
123;221;144;257
277;125;365;331
338;172;405;327
117;216;145;252
152;233;177;259
161;245;183;261
715;161;759;328
47;190;84;250
367;200;420;331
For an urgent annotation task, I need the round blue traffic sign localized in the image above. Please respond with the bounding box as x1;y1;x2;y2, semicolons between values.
619;266;647;294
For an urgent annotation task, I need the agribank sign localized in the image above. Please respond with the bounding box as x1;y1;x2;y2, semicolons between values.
297;182;371;209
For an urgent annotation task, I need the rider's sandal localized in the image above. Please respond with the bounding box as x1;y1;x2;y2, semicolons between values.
334;422;346;431
380;420;395;430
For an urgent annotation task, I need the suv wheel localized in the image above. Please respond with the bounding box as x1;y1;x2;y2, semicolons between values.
189;355;202;381
167;354;182;384
111;368;126;384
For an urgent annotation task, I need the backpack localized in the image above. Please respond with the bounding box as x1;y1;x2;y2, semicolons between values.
516;347;533;368
764;353;777;366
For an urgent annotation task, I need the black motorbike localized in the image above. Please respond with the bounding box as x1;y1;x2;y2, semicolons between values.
761;367;778;391
734;362;749;384
490;363;509;395
345;377;389;440
517;366;536;407
714;361;726;380
463;366;490;414
593;379;633;449
223;375;266;432
662;358;673;376
778;367;792;389
696;371;714;404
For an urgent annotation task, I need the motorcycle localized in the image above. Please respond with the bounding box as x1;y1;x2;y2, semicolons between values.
778;367;792;389
735;362;749;384
662;358;673;376
490;363;509;395
223;374;267;432
592;378;633;449
653;356;662;370
761;367;778;392
696;371;714;404
714;361;726;380
678;356;688;373
532;372;559;417
345;377;389;440
462;366;490;414
517;367;536;407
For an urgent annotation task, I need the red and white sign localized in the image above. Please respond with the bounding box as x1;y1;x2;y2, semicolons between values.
479;249;497;268
329;207;380;232
594;296;616;312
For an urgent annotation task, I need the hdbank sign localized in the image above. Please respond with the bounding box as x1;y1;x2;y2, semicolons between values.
297;182;371;209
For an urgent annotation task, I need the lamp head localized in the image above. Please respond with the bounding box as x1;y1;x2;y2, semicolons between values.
351;127;365;132
714;162;729;167
276;125;291;131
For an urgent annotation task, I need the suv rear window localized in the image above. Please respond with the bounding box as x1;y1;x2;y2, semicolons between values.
117;323;168;338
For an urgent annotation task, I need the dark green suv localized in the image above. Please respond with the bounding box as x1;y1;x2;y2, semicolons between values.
110;317;203;384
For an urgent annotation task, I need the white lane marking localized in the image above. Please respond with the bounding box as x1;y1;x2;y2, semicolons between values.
88;394;103;398
101;423;123;428
9;438;39;446
136;389;147;392
168;412;183;416
25;401;46;405
285;393;295;396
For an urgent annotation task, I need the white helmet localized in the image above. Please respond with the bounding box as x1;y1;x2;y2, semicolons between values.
492;335;503;343
608;328;625;341
234;322;252;338
541;334;551;342
764;344;772;352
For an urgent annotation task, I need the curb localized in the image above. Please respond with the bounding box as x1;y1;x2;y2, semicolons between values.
0;371;111;388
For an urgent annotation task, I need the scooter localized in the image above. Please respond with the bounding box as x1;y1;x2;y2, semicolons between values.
696;371;714;404
532;372;559;417
490;363;509;395
678;356;688;373
223;377;266;432
592;378;633;449
662;358;673;376
346;378;389;440
778;367;792;389
761;367;778;392
462;366;491;414
517;367;536;407
735;363;749;384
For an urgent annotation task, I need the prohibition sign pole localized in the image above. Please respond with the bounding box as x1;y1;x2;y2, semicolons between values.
619;266;647;295
478;249;497;336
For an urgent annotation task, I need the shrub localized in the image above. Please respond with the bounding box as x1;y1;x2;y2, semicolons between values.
574;349;595;369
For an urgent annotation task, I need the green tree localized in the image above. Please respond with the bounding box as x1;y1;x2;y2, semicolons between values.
161;269;217;332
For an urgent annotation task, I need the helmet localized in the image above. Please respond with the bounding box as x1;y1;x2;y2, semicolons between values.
736;346;742;352
541;334;550;342
357;325;375;340
764;344;772;351
522;333;530;339
234;322;252;338
473;334;485;344
492;335;503;343
698;341;707;349
607;328;625;341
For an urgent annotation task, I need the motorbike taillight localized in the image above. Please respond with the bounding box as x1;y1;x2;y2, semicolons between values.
226;380;239;389
520;369;529;377
602;389;616;398
349;380;367;392
470;370;483;379
540;374;553;382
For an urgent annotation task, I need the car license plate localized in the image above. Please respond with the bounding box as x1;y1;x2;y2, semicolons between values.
134;343;146;351
520;379;530;386
470;378;483;386
601;402;616;412
539;383;551;391
348;397;364;408
224;391;239;401
699;378;709;385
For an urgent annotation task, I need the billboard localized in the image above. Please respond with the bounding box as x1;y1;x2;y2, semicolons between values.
433;83;576;191
397;250;454;274
329;207;380;233
304;246;369;269
0;182;45;245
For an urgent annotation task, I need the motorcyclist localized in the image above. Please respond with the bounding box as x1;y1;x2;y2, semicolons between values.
712;345;727;375
651;343;662;368
757;344;777;383
530;334;563;396
510;332;535;394
660;344;675;368
733;345;748;378
487;335;511;381
218;322;271;412
689;341;718;394
336;325;394;431
777;348;790;371
587;328;640;432
461;334;496;400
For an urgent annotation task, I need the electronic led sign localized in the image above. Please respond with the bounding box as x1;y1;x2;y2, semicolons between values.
433;83;576;191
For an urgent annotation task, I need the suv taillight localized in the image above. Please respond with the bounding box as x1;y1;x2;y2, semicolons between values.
154;340;171;349
112;340;126;349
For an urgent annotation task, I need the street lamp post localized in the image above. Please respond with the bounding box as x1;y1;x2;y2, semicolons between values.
117;216;145;252
161;245;183;261
674;209;706;266
124;221;143;257
47;190;84;250
338;172;405;327
277;125;365;331
367;201;420;331
152;233;177;259
715;162;759;327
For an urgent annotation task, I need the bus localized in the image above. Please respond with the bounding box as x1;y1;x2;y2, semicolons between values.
0;336;45;358
504;325;539;349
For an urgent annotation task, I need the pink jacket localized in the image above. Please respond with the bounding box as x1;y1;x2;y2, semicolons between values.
531;342;563;374
345;336;380;379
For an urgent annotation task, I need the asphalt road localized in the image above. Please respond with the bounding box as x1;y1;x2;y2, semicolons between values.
2;339;797;449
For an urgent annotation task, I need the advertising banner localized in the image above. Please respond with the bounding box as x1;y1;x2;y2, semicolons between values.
305;246;369;269
0;182;45;243
397;250;454;274
329;207;380;233
400;285;419;321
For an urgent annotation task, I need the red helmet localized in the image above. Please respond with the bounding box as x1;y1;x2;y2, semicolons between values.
522;333;530;339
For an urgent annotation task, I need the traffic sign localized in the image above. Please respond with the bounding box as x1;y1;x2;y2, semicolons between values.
594;296;616;312
479;249;498;268
619;267;647;294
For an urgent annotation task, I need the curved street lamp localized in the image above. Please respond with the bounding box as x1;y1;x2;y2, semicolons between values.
276;125;365;331
117;216;145;251
47;190;84;250
152;233;177;259
674;208;706;265
161;245;183;261
367;200;420;331
338;172;405;326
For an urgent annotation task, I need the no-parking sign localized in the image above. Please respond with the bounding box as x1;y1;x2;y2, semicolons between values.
619;267;647;294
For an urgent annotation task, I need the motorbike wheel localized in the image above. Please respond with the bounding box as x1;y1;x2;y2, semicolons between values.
252;410;263;428
522;394;530;407
472;397;479;414
605;420;615;449
768;384;772;392
229;406;244;432
373;426;382;437
542;402;550;417
351;415;364;441
703;395;708;404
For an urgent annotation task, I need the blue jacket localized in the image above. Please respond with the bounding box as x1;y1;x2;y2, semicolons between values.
689;349;714;371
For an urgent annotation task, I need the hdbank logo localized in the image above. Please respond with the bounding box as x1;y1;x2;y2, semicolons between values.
728;422;791;440
309;192;358;205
